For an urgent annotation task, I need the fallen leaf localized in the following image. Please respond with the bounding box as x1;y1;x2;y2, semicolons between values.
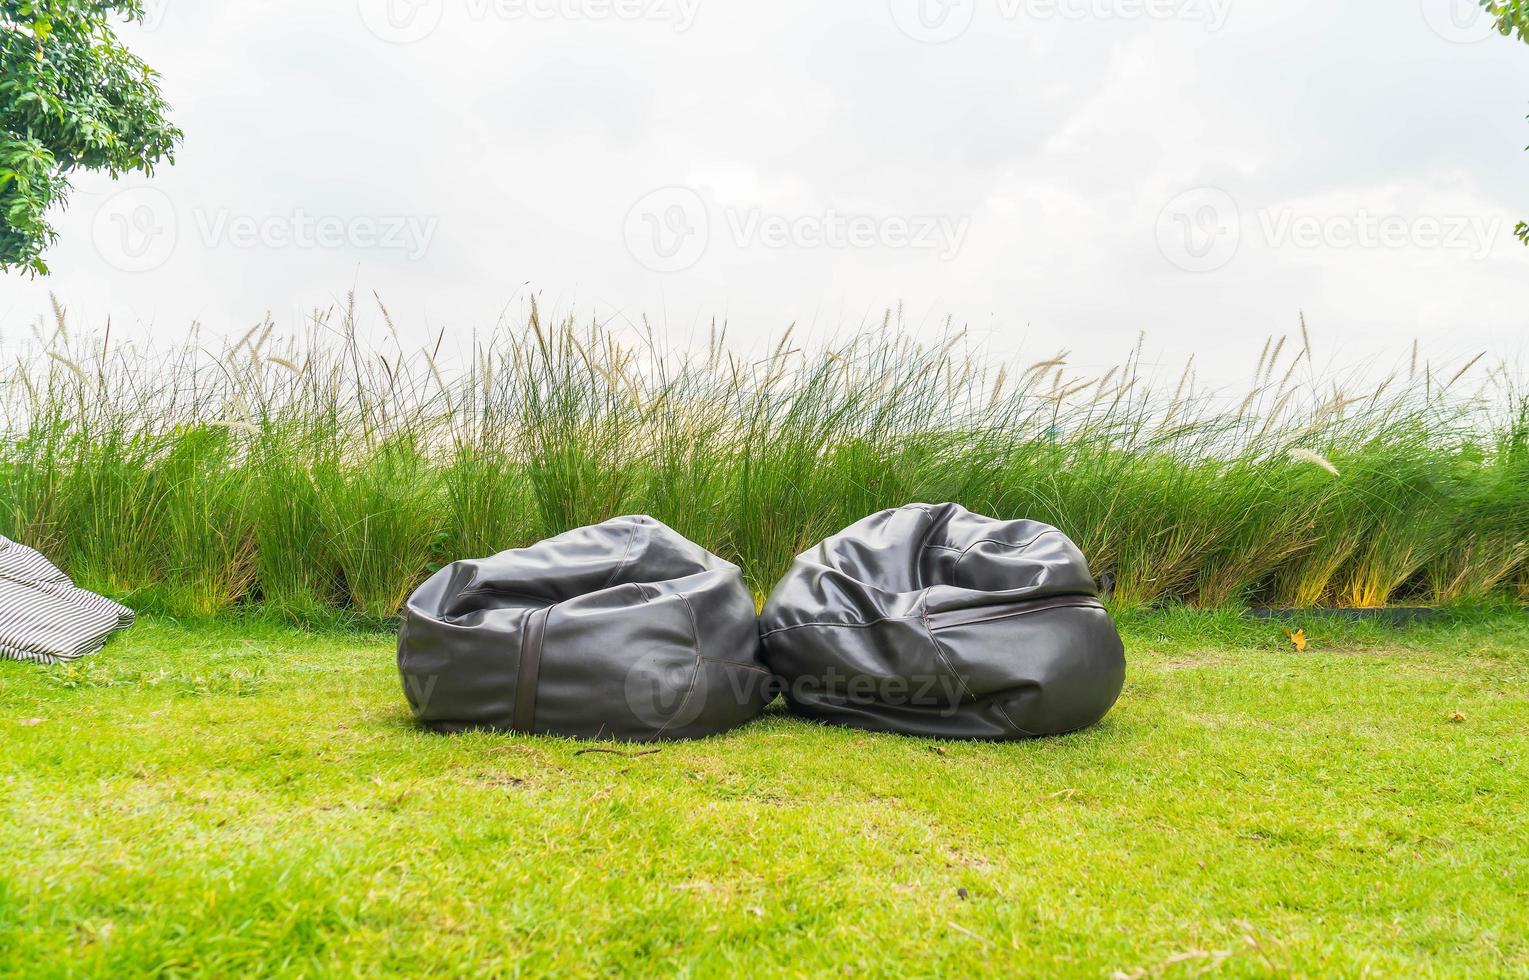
957;887;969;900
19;718;43;727
1449;711;1466;723
1280;628;1308;652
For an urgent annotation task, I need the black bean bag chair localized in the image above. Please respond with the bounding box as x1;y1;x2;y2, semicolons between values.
399;516;772;741
759;503;1124;739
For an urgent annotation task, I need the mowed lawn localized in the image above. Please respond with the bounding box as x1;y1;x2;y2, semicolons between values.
2;612;1527;977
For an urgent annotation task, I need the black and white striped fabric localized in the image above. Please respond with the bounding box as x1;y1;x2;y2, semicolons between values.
0;535;135;665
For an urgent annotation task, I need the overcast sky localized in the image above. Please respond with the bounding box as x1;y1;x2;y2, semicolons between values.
1;0;1526;387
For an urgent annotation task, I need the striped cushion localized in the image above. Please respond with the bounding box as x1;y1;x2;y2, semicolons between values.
0;535;135;665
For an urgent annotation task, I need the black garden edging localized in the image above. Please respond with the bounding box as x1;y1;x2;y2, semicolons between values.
1245;607;1453;625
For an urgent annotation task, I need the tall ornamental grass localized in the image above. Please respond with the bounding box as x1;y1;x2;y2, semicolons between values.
2;298;1524;619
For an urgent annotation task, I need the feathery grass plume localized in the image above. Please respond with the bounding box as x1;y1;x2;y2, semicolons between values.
1288;447;1340;476
230;321;262;358
1023;355;1068;379
1447;352;1486;390
1265;336;1286;385
1254;336;1272;383
46;352;86;381
1278;349;1305;390
47;293;69;347
988;365;1009;411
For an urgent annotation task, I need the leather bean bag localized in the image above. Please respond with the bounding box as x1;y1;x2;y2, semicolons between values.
399;516;771;741
759;503;1124;739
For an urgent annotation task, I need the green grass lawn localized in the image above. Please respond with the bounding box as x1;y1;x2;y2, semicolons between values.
2;612;1527;977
